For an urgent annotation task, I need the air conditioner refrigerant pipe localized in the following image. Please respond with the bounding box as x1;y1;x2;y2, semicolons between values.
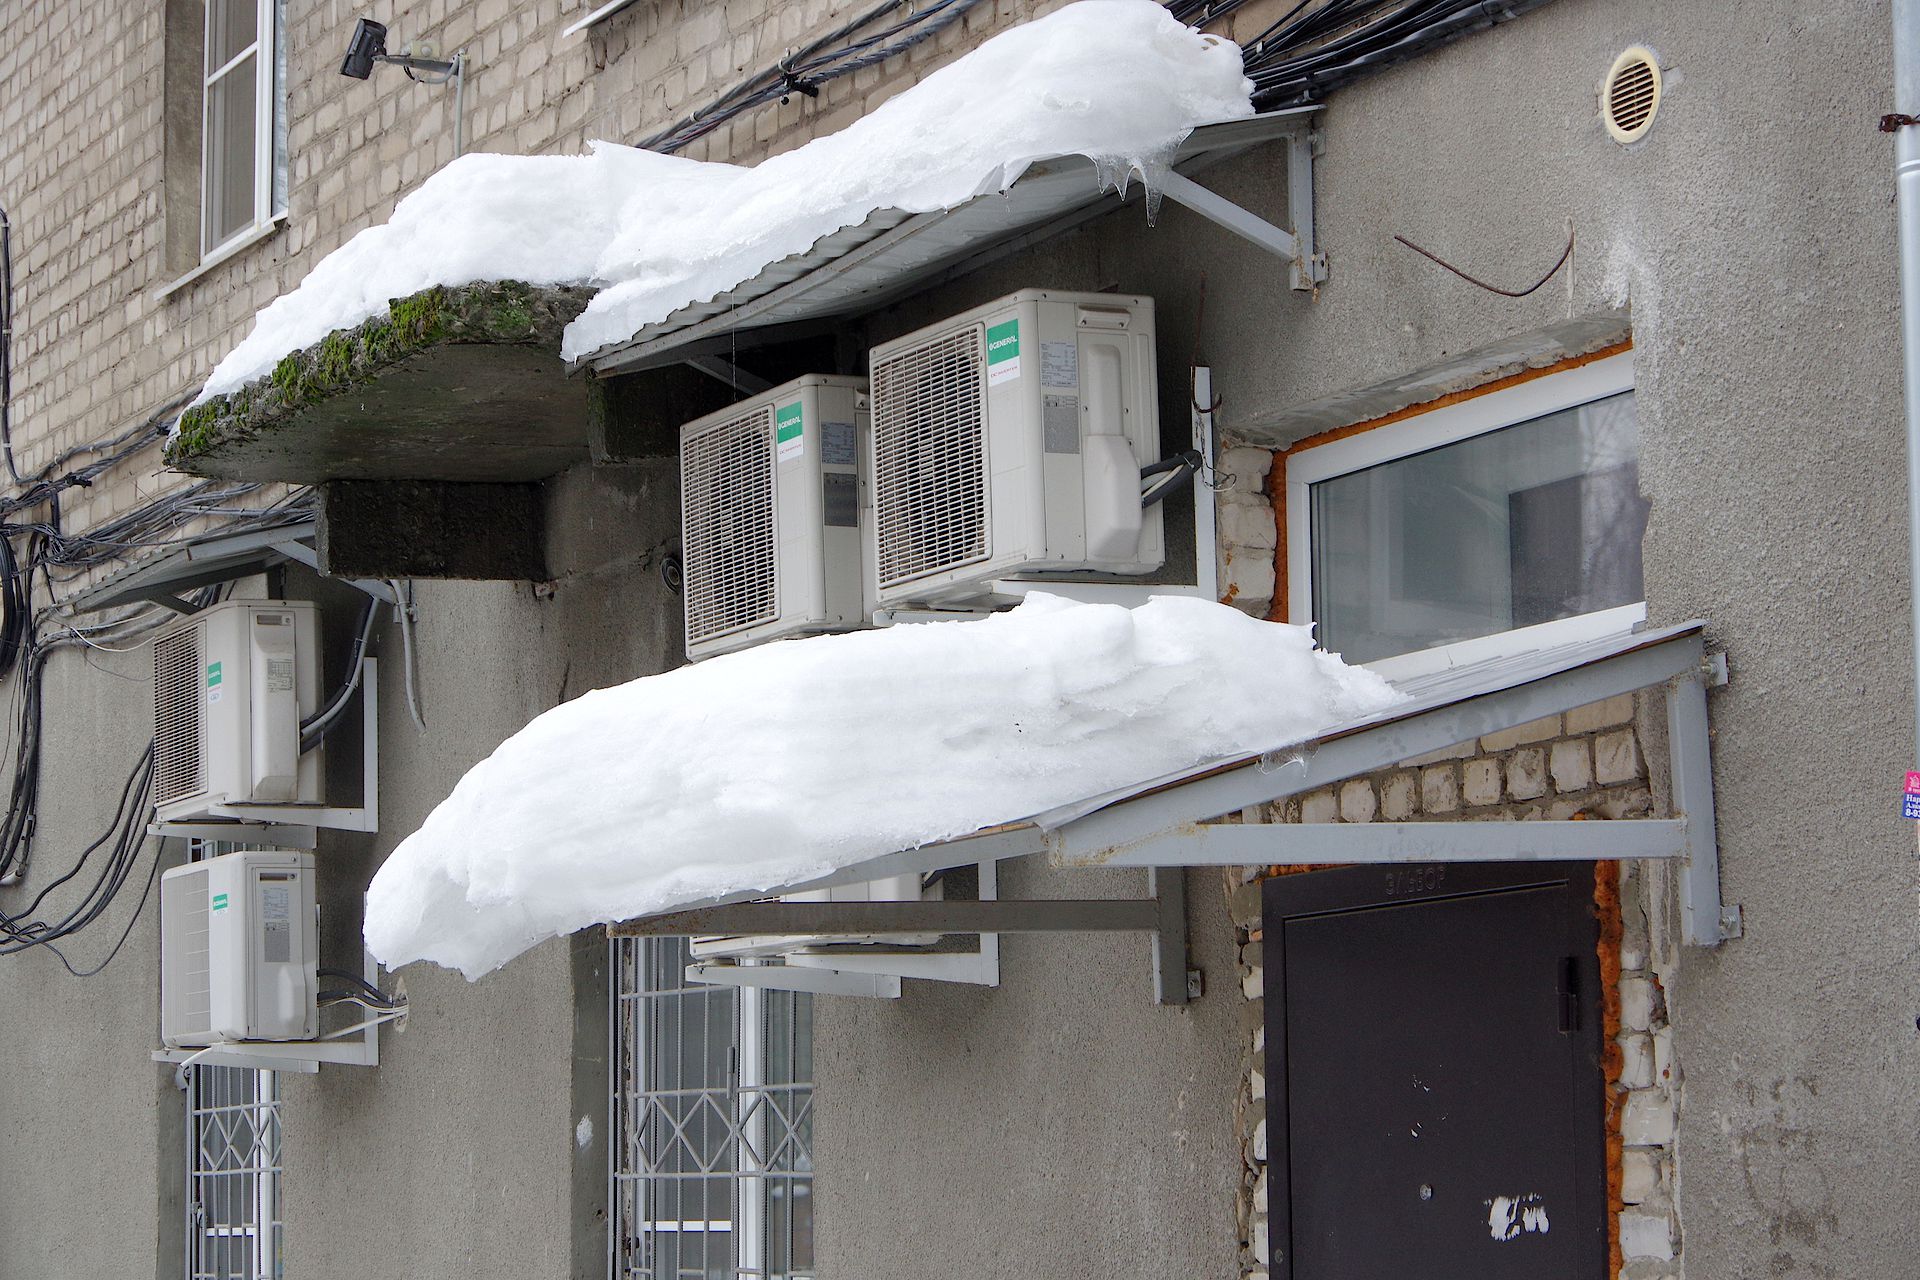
1897;0;1920;784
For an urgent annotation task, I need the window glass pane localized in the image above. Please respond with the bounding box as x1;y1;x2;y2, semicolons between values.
203;56;258;251
206;0;258;72
1310;391;1646;664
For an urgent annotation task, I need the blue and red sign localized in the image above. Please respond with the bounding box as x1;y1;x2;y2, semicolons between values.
1902;771;1920;820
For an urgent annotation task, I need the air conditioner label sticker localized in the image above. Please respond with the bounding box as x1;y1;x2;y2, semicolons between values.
775;401;805;462
1044;395;1081;454
986;319;1021;386
820;421;857;466
206;661;222;688
266;657;294;694
1041;340;1078;388
211;893;229;911
260;884;291;964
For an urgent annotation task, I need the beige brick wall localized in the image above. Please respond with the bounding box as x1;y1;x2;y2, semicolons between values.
1223;698;1688;1280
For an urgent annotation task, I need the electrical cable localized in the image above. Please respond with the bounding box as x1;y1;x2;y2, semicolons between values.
299;592;383;753
392;578;427;731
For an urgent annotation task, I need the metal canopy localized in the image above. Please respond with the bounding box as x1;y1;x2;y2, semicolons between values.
606;621;1735;986
581;107;1323;377
62;517;398;616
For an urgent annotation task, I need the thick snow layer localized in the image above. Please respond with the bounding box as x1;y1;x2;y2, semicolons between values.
364;595;1402;979
190;0;1251;403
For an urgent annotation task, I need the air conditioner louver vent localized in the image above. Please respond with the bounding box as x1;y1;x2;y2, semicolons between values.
872;327;988;589
153;626;202;806
1603;47;1661;143
161;864;212;1041
682;404;779;645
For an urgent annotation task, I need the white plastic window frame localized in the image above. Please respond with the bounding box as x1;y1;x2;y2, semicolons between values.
200;0;285;262
1285;350;1643;681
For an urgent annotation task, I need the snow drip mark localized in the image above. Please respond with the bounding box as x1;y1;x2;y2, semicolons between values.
1487;1193;1550;1242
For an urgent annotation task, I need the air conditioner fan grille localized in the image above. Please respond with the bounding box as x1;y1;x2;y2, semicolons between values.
153;625;202;806
871;327;989;589
682;405;780;644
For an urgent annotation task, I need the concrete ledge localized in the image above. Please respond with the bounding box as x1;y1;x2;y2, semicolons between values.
1232;311;1632;447
166;281;594;484
317;479;547;580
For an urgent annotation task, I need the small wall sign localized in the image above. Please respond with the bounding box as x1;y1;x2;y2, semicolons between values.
1902;771;1920;820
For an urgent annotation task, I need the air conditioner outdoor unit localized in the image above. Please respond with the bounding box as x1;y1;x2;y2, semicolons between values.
688;872;944;961
867;288;1164;609
159;849;319;1048
680;375;870;660
152;600;323;824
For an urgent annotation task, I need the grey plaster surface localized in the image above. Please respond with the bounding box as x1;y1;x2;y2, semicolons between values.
861;1;1920;1273
814;860;1246;1280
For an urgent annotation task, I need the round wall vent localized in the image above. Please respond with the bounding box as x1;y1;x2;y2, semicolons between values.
1602;47;1662;143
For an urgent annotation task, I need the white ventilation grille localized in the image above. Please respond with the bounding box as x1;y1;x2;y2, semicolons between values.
871;326;988;589
682;404;779;645
1603;47;1661;144
154;625;202;807
162;864;212;1041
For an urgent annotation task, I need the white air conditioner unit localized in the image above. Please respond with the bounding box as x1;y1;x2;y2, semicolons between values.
160;849;319;1048
152;600;322;824
680;375;870;660
866;288;1164;609
688;872;943;961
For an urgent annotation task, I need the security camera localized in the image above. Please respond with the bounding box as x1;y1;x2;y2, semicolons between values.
340;18;388;79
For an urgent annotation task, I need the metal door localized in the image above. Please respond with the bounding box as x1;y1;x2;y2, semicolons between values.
1263;862;1606;1279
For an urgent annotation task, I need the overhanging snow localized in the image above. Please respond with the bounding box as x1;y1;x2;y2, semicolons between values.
187;0;1254;409
363;595;1403;979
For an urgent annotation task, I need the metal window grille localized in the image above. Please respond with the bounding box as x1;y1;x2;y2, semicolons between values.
187;1063;283;1280
611;936;815;1280
184;839;284;1280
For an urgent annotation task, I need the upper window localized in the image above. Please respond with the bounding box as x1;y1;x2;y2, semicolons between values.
201;0;282;257
1286;351;1645;675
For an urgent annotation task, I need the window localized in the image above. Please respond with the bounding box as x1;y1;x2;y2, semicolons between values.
611;937;815;1280
1286;351;1645;675
200;0;285;258
186;1063;284;1280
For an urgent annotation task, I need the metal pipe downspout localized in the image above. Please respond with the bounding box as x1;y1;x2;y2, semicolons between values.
1897;0;1920;769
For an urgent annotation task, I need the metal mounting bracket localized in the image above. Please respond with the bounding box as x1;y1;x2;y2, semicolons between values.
618;866;1190;1005
1155;126;1326;290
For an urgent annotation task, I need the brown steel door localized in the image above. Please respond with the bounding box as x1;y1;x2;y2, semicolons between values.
1263;862;1607;1279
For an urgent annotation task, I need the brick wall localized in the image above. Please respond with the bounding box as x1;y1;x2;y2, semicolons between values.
1;0;1312;579
1223;698;1687;1279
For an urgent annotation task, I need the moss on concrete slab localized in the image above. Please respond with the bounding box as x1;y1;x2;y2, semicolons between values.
166;281;592;476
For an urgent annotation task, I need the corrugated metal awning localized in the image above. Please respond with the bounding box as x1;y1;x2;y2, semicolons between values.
612;620;1733;968
580;108;1320;376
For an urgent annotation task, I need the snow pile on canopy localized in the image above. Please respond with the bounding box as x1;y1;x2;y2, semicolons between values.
364;595;1402;979
189;0;1251;403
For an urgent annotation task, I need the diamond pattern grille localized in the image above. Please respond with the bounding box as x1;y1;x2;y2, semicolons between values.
871;326;989;589
154;624;202;806
188;1065;282;1280
682;405;779;645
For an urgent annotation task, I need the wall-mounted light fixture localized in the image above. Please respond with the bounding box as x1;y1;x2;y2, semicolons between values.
338;18;469;156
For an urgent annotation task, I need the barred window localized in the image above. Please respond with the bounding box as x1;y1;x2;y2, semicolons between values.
611;937;815;1279
186;1063;283;1280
